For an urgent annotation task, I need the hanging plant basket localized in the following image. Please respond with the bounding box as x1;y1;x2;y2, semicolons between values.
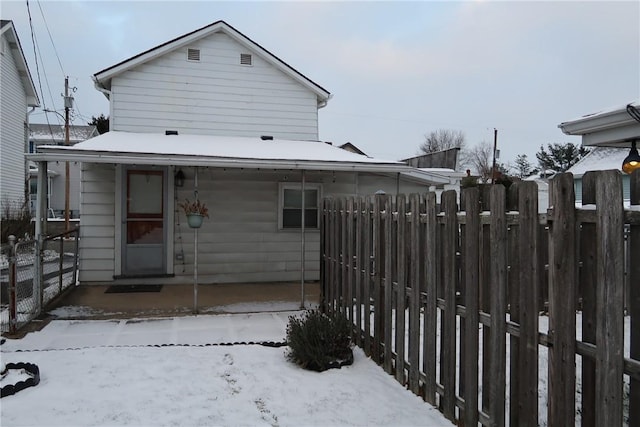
186;213;204;229
179;198;209;229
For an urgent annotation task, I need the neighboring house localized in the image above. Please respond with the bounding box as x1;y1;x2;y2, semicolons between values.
0;20;40;215
30;20;452;286
402;147;460;170
559;101;640;204
28;124;99;217
566;147;632;204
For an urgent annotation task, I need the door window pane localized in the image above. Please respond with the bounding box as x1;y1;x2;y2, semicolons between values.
128;172;163;216
127;220;163;244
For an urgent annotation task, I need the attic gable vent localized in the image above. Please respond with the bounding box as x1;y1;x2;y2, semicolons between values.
187;48;200;61
240;53;252;66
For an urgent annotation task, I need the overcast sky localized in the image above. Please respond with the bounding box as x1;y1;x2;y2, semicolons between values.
3;0;639;165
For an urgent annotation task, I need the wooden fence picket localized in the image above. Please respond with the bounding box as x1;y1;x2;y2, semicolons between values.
408;193;421;395
441;190;458;421
629;169;640;427
463;187;480;427
580;172;597;427
548;173;577;427
595;170;625;427
423;192;438;406
517;181;539;426
395;194;407;384
363;196;372;356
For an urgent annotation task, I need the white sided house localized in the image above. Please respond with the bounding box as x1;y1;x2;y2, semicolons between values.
30;21;456;287
0;20;40;213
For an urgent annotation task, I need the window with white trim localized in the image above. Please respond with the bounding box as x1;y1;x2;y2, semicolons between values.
278;183;321;229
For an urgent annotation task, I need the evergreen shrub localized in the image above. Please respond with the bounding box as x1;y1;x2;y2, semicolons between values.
286;309;353;372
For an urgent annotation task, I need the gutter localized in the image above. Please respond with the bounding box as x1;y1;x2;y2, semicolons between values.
26;151;415;174
92;76;111;101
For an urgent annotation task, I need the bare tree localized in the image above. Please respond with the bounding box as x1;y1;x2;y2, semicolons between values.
465;141;493;182
419;129;466;154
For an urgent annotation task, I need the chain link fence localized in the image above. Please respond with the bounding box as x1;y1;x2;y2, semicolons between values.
1;228;79;333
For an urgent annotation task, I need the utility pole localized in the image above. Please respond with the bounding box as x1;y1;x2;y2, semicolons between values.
491;128;498;184
63;76;73;231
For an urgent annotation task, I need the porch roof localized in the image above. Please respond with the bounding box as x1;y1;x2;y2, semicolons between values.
27;131;451;184
558;101;640;147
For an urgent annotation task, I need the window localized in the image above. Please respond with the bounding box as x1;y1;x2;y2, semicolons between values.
279;183;321;229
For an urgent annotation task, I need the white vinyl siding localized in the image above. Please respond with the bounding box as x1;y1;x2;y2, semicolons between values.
110;32;319;140
0;31;28;207
78;163;116;282
76;167;434;285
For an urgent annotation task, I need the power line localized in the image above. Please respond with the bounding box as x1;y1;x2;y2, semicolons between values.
36;0;64;76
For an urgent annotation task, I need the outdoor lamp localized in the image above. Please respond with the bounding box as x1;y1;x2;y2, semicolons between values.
622;140;640;174
174;169;185;187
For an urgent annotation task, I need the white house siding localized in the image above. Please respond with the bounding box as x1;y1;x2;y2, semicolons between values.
172;170;431;284
110;32;319;140
75;167;434;285
0;34;28;207
78;163;116;282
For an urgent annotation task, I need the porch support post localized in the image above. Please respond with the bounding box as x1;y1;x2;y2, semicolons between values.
193;167;199;315
300;169;306;309
34;161;48;314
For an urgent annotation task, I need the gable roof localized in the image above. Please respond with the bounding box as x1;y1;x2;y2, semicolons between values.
558;101;640;147
93;20;330;107
0;20;40;107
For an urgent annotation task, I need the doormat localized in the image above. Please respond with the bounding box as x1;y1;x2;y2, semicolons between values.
105;284;163;294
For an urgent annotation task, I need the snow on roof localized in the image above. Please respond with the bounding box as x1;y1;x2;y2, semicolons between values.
30;131;412;173
566;147;628;177
562;101;639;124
30;123;98;143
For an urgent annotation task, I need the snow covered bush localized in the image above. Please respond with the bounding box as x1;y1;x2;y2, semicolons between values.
285;310;353;372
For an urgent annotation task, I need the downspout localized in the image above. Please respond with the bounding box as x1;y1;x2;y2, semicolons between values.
300;170;306;309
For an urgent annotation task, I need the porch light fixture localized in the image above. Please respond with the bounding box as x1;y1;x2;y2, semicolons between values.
622;140;640;174
174;169;185;187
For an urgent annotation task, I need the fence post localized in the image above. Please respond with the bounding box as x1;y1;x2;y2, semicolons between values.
629;168;640;427
548;172;577;427
8;235;17;334
594;170;625;427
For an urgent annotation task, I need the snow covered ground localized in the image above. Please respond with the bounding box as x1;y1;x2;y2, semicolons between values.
1;311;450;427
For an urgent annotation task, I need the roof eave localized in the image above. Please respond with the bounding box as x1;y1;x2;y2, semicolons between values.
27;149;412;173
2;21;40;107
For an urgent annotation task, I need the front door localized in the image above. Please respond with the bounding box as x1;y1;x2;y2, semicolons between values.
122;168;167;276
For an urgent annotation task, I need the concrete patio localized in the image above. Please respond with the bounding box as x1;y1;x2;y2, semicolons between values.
45;281;321;321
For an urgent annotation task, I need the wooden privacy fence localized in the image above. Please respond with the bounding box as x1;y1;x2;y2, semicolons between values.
320;170;640;427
